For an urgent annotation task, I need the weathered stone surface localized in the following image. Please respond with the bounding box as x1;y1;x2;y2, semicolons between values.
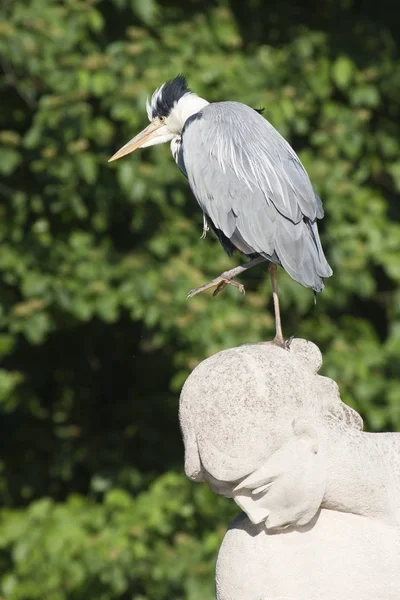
179;339;400;599
216;510;400;600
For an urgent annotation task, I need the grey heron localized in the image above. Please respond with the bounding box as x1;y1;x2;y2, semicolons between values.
109;75;332;346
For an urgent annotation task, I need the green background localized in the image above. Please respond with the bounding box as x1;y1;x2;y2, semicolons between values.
1;0;400;597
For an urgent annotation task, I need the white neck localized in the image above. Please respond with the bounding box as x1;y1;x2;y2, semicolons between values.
168;93;209;134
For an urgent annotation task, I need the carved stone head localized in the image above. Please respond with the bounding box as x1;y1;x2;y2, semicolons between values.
179;339;362;531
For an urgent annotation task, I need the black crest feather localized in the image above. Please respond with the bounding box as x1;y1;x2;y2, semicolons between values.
152;74;190;119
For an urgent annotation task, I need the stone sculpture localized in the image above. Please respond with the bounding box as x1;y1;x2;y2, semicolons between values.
179;339;400;599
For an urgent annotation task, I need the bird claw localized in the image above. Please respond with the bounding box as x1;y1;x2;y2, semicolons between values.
284;335;295;349
200;214;209;239
187;276;245;299
213;278;245;297
272;335;288;349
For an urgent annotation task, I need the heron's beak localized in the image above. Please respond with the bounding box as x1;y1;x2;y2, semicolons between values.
108;121;164;162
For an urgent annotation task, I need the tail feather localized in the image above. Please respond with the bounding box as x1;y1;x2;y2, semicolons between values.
272;214;332;292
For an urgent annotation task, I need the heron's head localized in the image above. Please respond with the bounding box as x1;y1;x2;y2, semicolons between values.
109;75;209;162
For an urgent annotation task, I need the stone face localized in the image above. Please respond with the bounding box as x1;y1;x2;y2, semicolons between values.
179;339;400;599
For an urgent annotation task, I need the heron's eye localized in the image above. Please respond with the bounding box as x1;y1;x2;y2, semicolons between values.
159;116;166;123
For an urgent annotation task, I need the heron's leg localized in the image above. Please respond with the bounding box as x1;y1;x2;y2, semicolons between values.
269;263;285;347
187;256;267;298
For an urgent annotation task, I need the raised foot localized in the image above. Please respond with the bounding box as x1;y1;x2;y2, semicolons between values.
187;276;245;299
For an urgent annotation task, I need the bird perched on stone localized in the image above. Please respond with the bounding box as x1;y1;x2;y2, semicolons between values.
109;75;332;345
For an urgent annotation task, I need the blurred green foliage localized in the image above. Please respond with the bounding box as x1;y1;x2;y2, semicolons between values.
0;0;400;597
0;474;235;599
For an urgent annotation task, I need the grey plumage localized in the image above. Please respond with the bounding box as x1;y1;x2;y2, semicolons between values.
178;101;332;292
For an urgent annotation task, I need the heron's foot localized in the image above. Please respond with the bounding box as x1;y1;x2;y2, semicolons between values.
187;274;245;299
272;334;287;349
256;335;293;351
